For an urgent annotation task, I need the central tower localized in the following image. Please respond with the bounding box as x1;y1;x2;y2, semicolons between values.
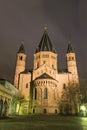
34;28;58;72
66;42;79;83
32;28;59;114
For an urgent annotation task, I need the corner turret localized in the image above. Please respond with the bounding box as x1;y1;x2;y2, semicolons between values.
17;43;25;54
14;43;26;88
66;41;79;83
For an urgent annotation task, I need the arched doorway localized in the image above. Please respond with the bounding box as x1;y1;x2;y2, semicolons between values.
3;100;8;117
0;99;3;117
43;108;47;113
55;109;57;114
63;104;69;115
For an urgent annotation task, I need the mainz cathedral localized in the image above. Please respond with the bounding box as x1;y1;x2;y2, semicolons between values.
14;28;80;115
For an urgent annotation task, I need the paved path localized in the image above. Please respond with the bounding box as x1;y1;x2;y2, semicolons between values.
0;115;87;130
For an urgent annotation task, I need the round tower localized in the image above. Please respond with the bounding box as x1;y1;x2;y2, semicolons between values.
66;42;79;83
14;44;26;88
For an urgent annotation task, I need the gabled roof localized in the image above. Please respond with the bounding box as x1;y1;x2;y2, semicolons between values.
35;28;56;53
17;44;25;54
20;69;32;74
34;73;56;81
0;79;18;94
67;41;74;53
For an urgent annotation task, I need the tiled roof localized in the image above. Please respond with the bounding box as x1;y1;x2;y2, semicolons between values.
20;69;32;74
34;73;56;81
35;29;56;53
17;44;25;54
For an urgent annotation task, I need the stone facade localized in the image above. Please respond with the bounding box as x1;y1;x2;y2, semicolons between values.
0;79;18;117
14;29;80;115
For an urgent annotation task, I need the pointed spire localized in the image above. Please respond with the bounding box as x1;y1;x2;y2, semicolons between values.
17;41;25;54
35;27;56;53
67;41;74;53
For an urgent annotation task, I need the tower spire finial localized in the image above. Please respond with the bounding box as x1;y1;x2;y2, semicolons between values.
44;26;47;32
67;40;74;53
21;40;24;45
17;41;25;54
68;40;71;44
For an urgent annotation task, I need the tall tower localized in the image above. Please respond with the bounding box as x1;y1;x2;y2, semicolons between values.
14;44;26;88
66;42;79;83
34;27;58;72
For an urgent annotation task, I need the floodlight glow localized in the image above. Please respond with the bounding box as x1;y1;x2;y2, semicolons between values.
16;103;19;113
80;105;86;111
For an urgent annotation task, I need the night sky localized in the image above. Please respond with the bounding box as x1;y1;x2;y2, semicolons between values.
0;0;87;84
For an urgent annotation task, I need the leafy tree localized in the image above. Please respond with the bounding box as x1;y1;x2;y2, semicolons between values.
59;83;80;115
80;78;87;103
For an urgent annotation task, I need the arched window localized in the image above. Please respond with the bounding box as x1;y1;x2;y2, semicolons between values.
54;90;56;99
72;57;74;60
19;56;23;60
37;62;39;68
44;88;48;99
26;83;28;88
35;88;37;100
43;61;46;64
52;64;54;69
63;84;66;89
69;57;71;60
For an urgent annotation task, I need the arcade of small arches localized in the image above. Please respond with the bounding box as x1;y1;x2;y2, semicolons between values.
34;80;57;87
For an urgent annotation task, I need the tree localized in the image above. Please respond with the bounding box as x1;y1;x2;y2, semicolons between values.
59;83;80;115
80;78;87;103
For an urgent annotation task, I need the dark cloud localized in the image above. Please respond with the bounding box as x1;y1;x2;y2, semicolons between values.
0;0;87;83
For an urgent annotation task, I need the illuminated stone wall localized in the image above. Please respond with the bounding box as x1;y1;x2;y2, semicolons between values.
33;79;59;114
19;73;31;100
13;32;80;115
0;80;18;117
14;53;26;88
34;51;58;72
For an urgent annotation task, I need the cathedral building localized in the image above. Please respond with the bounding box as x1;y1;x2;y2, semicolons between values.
14;28;80;115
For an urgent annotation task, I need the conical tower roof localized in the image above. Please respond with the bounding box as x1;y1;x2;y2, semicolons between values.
35;28;56;53
17;43;25;54
67;41;74;53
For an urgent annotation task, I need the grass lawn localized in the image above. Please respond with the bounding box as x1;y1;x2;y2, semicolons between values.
0;115;87;130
